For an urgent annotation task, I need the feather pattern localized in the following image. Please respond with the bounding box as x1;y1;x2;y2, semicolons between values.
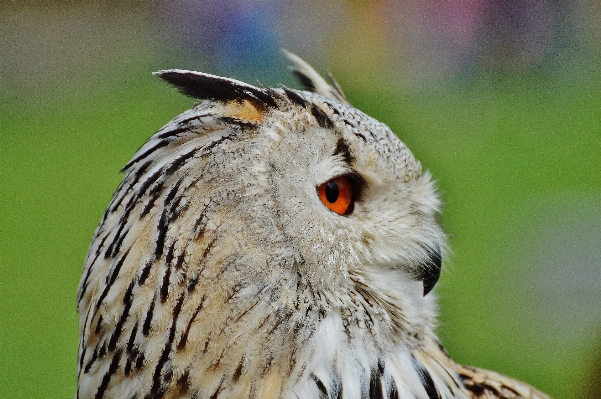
76;53;551;399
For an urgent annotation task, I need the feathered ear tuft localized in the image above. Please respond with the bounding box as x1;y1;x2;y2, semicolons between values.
282;49;349;105
154;69;281;109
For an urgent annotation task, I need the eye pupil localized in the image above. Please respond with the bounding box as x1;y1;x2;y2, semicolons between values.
325;182;339;203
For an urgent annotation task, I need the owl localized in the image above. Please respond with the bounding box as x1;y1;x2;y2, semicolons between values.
76;51;552;399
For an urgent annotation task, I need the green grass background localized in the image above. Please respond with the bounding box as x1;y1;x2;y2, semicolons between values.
1;4;600;398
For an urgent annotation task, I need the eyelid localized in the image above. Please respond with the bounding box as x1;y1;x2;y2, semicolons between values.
314;154;354;185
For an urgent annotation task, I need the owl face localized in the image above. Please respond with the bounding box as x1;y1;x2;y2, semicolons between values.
256;93;442;290
151;70;445;341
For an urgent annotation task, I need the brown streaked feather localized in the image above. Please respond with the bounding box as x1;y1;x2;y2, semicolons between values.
454;365;551;399
419;339;552;399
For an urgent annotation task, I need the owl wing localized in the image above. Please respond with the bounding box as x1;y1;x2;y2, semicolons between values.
451;363;552;399
416;339;553;399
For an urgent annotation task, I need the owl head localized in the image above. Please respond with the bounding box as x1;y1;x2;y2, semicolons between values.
77;52;446;398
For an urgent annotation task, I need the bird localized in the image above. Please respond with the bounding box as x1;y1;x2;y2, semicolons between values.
76;50;552;399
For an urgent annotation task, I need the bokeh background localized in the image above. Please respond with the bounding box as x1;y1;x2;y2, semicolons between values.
1;1;600;398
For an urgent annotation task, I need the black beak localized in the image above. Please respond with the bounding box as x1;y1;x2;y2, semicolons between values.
421;245;442;296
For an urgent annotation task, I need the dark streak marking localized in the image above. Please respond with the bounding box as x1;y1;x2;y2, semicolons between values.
334;137;352;164
95;248;132;311
233;297;261;323
232;358;244;382
134;348;144;371
389;379;400;399
378;359;385;375
193;214;208;240
104;224;125;259
95;314;103;334
162;148;200;182
176;370;190;394
98;342;107;360
219;116;258;129
78;251;103;303
254;313;272;336
177;294;205;351
369;368;384;399
160;256;172;303
78;346;87;373
123;140;170;171
155;114;211;139
165;244;175;268
412;355;441;399
164;179;182;208
112;165;162;233
111;160;152;212
94;232;111;257
82;256;102;290
133;168;164;204
462;380;485;396
311;374;328;398
94;348;122;399
155;212;169;258
210;348;228;371
142;176;167;215
105;227;129;260
110;165;154;238
124;358;132;376
142;294;156;336
187;274;199;293
209;379;225;399
138;259;154;286
458;367;524;397
140;195;159;218
108;280;135;352
310;103;334;129
83;345;98;374
201;236;219;261
169;198;187;224
174;252;185;270
148;292;185;398
123;322;139;376
283;87;309;109
155;126;192;140
291;69;317;92
353;131;368;142
203;133;234;152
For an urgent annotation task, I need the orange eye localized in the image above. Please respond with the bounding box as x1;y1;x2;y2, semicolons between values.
317;175;355;215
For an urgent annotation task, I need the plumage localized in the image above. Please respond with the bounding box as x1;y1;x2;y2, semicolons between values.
76;52;551;399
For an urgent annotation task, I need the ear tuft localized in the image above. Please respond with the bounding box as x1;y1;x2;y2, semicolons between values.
282;49;349;105
154;69;280;109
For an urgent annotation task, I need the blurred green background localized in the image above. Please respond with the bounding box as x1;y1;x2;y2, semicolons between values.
1;1;600;398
